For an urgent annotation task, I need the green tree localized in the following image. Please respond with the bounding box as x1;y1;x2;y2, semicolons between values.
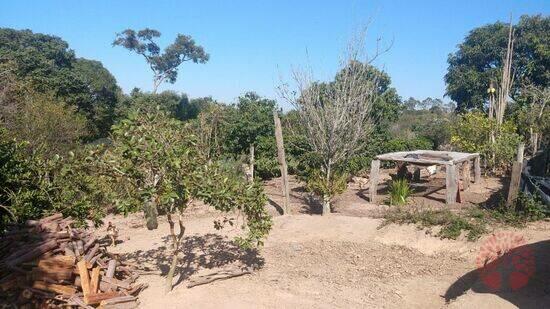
0;28;121;138
225;92;276;155
445;15;549;111
113;28;209;93
104;110;271;292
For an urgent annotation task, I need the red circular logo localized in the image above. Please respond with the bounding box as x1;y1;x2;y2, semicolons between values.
475;232;536;292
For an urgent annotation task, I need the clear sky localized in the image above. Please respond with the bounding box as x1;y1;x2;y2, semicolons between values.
1;1;548;108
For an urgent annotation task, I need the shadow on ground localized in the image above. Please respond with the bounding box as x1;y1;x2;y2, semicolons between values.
121;233;264;290
444;240;550;308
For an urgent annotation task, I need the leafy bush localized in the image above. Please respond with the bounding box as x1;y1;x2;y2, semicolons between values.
384;136;434;153
388;178;411;206
305;169;348;204
0;128;110;230
451;111;521;170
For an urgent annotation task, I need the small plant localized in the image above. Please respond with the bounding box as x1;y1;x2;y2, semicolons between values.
388;178;411;206
381;208;487;241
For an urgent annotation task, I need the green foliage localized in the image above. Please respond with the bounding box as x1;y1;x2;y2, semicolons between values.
451;111;521;170
388;178;411;206
392;98;455;149
0;28;121;138
224;92;276;155
113;28;209;92
305;169;348;201
2;90;88;157
0;128;110;230
489;192;548;226
104;109;272;246
445;15;549;111
382;208;487;241
0;129;46;229
384;136;434;153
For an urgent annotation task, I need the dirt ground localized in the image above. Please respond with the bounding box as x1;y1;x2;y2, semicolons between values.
97;170;550;308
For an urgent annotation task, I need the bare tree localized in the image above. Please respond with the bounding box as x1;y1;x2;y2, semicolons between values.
278;28;388;214
494;19;515;127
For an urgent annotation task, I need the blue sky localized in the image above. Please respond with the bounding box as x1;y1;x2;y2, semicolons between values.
1;1;548;108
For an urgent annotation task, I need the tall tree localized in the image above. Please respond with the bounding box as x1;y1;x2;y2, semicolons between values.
445;15;549;111
113;28;209;93
0;28;121;139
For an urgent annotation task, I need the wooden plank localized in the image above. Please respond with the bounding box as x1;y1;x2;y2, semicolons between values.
84;291;121;305
101;276;131;290
445;165;458;204
474;155;481;183
506;161;523;209
106;259;117;278
32;281;76;295
462;161;471;191
369;160;380;204
99;296;138;309
77;260;91;298
90;267;101;294
6;239;57;267
273;111;291;214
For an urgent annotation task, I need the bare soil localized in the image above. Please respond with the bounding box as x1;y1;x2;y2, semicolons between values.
97;170;550;308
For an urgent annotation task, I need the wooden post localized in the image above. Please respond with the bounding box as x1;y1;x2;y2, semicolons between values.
249;144;255;182
516;142;525;162
445;164;458;204
507;143;525;208
273;111;290;214
474;155;481;183
462;161;471;191
369;160;380;204
413;167;421;182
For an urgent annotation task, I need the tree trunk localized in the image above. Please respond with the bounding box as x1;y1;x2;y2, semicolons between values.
144;196;158;230
165;211;185;293
249;144;255;182
273;111;290;214
322;194;330;215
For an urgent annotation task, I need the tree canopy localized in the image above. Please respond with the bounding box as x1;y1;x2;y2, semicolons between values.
113;28;209;93
445;15;549;111
0;28;121;138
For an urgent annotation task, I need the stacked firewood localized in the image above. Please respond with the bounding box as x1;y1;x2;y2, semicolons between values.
0;213;147;308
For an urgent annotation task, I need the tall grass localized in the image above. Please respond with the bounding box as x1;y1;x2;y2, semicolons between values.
389;178;411;206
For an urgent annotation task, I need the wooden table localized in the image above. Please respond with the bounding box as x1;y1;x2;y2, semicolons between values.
369;150;481;204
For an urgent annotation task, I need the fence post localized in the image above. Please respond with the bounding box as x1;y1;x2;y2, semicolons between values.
506;143;525;209
273;111;290;214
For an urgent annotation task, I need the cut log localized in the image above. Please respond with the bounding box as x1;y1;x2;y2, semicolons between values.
77;260;91;297
6;239;58;267
32;281;76;295
90;267;101;294
106;260;117;278
84;292;121;305
85;243;100;262
101;276;131;289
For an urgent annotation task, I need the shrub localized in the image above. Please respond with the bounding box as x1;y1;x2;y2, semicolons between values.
384;136;434;153
382;208;487;241
451;111;521;170
388;178;411;206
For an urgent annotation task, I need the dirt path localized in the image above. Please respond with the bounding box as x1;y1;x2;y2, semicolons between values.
97;173;549;308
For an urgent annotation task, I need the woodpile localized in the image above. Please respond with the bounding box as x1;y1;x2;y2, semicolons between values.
0;213;147;308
